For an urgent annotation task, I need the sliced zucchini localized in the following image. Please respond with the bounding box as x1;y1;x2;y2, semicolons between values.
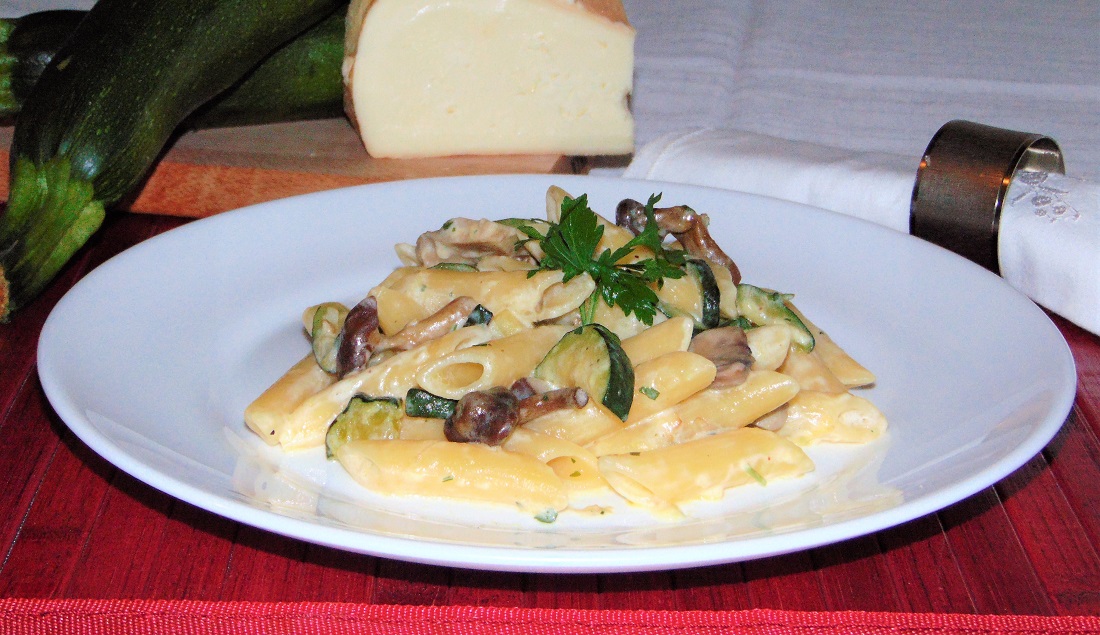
405;388;458;419
429;262;478;272
464;304;493;326
325;395;402;459
657;258;720;332
735;284;815;352
310;302;349;373
534;324;634;420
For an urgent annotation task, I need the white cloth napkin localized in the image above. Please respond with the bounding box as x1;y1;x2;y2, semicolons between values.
624;128;1100;336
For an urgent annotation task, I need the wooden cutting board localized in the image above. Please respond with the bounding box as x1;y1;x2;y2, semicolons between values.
0;118;589;218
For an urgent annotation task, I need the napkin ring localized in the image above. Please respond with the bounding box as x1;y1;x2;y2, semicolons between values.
910;119;1065;273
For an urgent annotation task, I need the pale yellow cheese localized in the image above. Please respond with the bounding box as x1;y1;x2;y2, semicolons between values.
343;0;635;157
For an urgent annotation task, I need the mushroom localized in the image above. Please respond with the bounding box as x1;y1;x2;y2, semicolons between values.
616;198;741;284
688;326;755;388
377;296;479;353
444;386;519;445
444;380;590;445
397;218;536;267
517;387;589;423
335;296;382;377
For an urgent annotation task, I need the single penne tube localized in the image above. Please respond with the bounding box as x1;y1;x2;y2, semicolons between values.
278;326;493;450
503;428;609;497
591;298;655;340
626;351;716;424
371;267;595;331
777;390;888;446
673;370;800;441
416;324;568;399
620;316;693;365
788;304;876;387
335;439;568;515
244;354;337;446
777;348;848;394
398;416;446;441
597;427;814;512
523;401;628;446
745;324;792;372
370;286;426;336
584;408;683;456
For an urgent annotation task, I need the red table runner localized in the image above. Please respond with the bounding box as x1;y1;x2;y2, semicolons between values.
3;600;1099;634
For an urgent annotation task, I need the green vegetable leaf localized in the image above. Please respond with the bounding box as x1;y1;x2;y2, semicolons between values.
530;193;687;325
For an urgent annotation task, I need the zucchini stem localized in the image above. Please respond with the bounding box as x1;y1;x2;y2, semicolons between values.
0;156;106;320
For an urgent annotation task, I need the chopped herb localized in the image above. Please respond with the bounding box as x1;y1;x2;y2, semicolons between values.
520;193;686;325
442;219;454;230
442;474;454;482
570;471;582;478
534;509;559;523
639;386;660;400
745;465;767;486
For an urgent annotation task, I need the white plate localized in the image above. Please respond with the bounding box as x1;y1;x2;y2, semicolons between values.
38;174;1076;573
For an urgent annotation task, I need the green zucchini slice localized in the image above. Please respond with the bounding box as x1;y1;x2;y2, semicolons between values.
464;304;494;326
405;388;458;419
325;395;402;459
735;284;815;352
429;262;478;272
310;302;349;373
657;258;721;332
534;324;634;420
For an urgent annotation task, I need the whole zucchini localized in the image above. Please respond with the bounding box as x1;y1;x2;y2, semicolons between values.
0;0;345;320
0;10;86;117
0;8;346;127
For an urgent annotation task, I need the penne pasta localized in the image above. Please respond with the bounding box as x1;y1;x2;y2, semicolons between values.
584;408;683;456
245;355;337;447
372;267;595;332
523;401;629;447
416;325;569;398
745;324;792;372
777;390;888;445
788;304;876;387
503;428;609;498
597;427;814;512
277;326;493;450
245;185;888;523
777;348;849;394
626;351;716;424
335;439;568;515
620;316;693;365
673;370;800;441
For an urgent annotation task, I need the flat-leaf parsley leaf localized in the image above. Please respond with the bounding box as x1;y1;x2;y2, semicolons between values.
521;193;686;324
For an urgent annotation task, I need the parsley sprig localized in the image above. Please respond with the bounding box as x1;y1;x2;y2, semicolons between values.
519;193;685;325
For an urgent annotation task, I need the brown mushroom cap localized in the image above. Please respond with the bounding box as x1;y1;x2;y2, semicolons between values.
688;326;755;388
336;296;381;377
444;381;591;446
445;386;519;445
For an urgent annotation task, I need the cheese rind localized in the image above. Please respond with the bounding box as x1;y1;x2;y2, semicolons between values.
343;0;635;158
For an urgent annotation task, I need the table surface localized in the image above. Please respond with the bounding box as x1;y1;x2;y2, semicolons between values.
1;209;1098;616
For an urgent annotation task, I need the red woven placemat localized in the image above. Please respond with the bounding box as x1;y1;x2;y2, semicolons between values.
1;600;1098;634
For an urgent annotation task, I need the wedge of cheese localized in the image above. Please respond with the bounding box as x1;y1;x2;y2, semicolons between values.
343;0;635;158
